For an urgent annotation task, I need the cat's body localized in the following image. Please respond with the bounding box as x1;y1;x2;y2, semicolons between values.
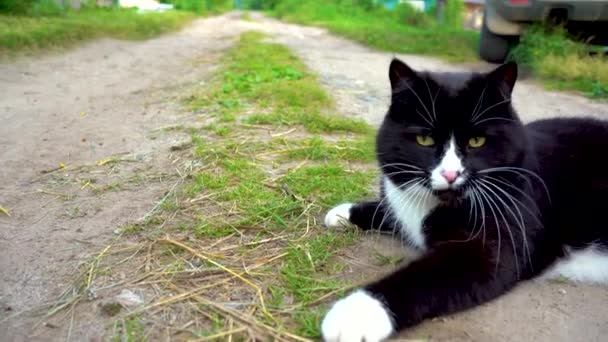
321;60;608;342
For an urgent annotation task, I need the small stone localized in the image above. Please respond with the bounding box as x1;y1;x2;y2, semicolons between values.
86;288;97;301
43;322;59;329
115;289;144;308
558;288;567;295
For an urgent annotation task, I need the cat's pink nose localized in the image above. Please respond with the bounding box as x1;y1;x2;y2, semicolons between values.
441;170;460;183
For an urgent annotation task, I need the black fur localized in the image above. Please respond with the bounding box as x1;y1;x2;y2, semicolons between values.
341;59;608;333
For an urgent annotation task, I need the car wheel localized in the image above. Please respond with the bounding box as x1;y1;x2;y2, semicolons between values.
479;15;512;63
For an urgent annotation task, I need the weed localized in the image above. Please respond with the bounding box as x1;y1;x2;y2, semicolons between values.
510;26;608;98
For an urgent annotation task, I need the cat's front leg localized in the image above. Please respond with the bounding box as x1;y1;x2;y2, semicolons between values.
321;240;519;342
325;201;394;232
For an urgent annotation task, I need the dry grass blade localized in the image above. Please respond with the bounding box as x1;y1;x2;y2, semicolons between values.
0;205;10;217
87;243;114;288
186;292;312;342
187;327;247;341
159;238;275;322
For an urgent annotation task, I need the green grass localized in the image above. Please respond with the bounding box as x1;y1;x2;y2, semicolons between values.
180;32;377;337
282;136;375;163
0;8;195;56
188;31;373;134
265;0;479;62
509;26;608;98
111;316;146;342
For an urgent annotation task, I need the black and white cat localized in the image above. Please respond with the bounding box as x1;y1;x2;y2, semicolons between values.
321;59;608;342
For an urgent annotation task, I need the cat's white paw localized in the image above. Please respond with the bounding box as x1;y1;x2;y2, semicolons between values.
324;203;353;228
321;290;394;342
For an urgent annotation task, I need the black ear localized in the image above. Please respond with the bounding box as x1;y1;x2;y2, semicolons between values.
487;62;518;96
389;58;418;91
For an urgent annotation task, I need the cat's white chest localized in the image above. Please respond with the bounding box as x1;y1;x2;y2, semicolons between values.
383;176;439;250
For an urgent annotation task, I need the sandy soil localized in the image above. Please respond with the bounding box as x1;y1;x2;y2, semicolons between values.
1;12;606;341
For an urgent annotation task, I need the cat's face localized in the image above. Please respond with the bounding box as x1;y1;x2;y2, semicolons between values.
377;59;528;201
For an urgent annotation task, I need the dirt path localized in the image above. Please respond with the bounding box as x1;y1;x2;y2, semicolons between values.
1;12;607;341
0;13;257;341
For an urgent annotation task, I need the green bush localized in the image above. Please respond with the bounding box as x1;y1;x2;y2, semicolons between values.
0;0;35;14
510;26;608;98
393;2;433;27
0;0;65;16
442;0;463;29
162;0;232;14
29;0;65;17
509;26;584;67
171;0;204;13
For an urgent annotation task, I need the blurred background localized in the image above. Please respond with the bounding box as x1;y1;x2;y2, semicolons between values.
1;0;606;97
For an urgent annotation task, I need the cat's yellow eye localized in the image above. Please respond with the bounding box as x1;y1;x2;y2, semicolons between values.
469;136;486;148
416;135;435;147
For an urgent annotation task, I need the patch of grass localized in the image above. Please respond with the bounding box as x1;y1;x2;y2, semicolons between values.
188;31;374;133
284;164;375;207
246;110;372;134
510;26;608;98
112;316;146;342
265;0;479;62
282;135;375;163
292;308;325;338
0;8;195;56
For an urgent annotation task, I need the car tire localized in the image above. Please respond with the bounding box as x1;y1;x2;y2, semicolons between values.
479;16;512;63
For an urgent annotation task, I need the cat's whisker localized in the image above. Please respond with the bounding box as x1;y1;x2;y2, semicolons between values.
464;188;481;242
471;98;511;122
423;78;437;122
398;179;429;248
478;167;551;204
480;178;533;269
410;180;428;219
476;180;523;277
380;163;423;171
473;180;506;275
470;186;487;244
383;170;426;177
372;178;421;233
470;85;487;120
480;175;543;227
416;109;435;128
472;117;517;126
382;178;425;239
393;81;435;126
